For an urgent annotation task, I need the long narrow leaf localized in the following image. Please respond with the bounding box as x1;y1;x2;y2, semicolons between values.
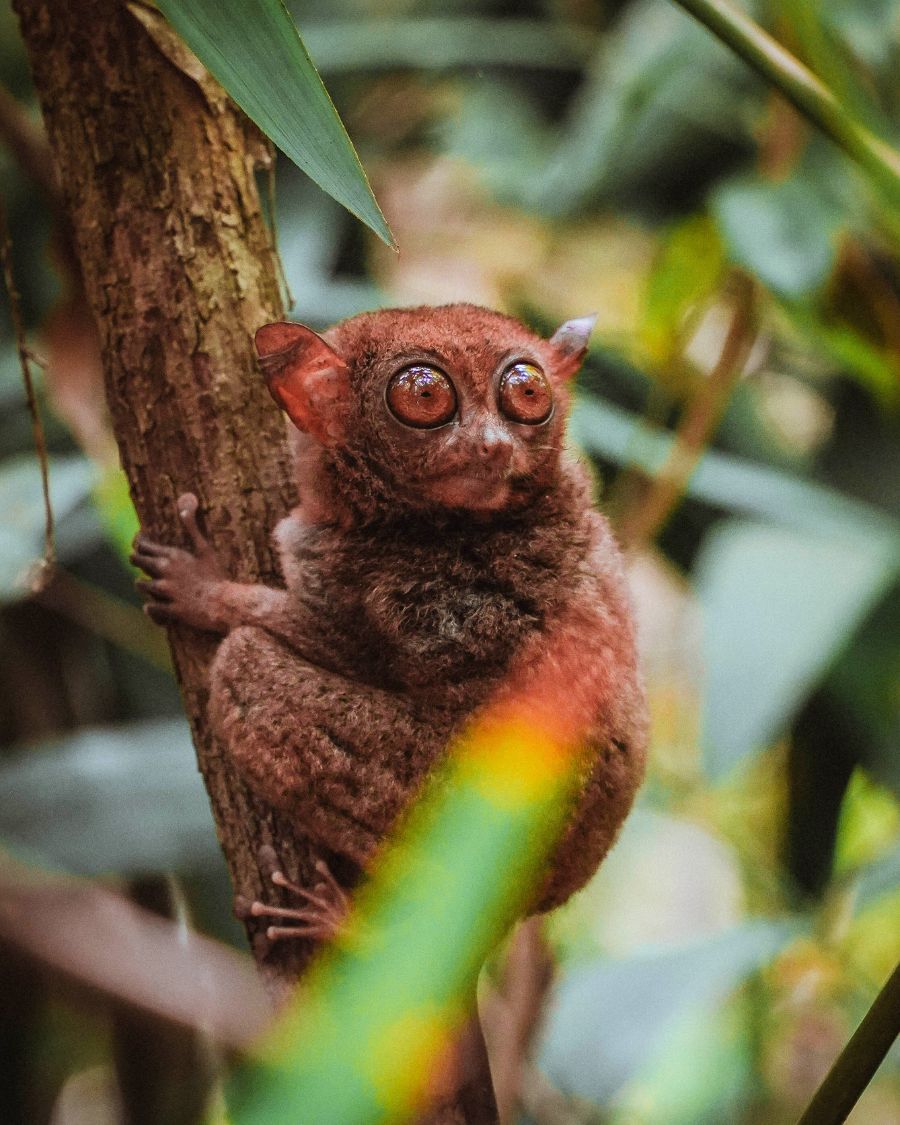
156;0;394;247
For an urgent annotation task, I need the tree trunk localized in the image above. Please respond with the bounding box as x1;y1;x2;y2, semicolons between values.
14;0;315;989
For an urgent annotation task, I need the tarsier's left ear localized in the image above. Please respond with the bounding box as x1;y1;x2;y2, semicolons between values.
254;321;350;445
548;314;597;380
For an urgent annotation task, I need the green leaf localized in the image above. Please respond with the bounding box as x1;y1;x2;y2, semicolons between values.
695;521;899;778
639;215;724;367
0;720;216;875
570;394;900;540
92;466;140;563
156;0;394;247
537;920;798;1107
227;720;578;1124
712;171;843;298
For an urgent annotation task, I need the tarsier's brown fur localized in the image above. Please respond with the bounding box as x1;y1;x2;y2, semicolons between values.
135;304;647;917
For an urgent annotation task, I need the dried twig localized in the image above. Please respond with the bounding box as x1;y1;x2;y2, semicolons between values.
617;273;756;548
0;190;55;585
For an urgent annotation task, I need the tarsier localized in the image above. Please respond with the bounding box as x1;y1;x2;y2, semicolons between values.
133;303;647;941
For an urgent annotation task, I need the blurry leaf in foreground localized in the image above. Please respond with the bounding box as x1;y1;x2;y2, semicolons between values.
712;170;843;299
696;520;898;779
0;850;268;1047
0;453;94;602
537;919;798;1108
229;704;584;1124
0;719;216;875
154;0;393;246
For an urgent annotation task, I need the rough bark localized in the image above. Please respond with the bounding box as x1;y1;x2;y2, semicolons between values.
14;0;315;987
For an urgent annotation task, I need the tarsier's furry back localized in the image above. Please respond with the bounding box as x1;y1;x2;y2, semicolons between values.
135;303;647;927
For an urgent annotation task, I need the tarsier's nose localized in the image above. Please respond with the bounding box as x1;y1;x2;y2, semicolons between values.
476;422;514;469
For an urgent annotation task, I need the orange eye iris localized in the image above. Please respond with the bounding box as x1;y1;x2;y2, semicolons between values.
387;365;457;428
499;363;553;424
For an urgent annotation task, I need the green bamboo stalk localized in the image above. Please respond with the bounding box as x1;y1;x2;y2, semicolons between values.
669;0;900;205
796;961;900;1125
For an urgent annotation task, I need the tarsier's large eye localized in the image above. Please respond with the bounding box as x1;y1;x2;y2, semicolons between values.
386;365;457;428
499;362;553;424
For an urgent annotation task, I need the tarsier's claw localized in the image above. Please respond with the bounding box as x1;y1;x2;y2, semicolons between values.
177;492;199;517
176;492;209;553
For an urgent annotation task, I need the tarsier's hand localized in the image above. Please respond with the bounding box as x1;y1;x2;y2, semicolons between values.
131;493;231;632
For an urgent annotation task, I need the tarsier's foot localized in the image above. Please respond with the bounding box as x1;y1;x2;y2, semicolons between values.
131;493;229;631
235;845;351;944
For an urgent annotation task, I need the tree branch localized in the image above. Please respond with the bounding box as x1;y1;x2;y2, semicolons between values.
13;0;317;990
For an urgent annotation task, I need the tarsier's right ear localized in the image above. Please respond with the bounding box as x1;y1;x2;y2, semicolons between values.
254;322;350;445
548;314;597;381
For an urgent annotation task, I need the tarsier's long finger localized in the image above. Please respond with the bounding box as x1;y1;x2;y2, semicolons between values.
313;858;351;911
145;602;181;624
249;900;330;925
131;532;171;558
176;492;209;553
130;550;171;578
136;579;173;603
270;870;335;915
265;922;336;942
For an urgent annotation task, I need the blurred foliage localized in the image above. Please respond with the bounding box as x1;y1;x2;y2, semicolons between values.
1;0;898;1122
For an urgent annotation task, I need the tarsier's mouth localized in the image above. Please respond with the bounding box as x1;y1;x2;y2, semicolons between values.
421;469;522;511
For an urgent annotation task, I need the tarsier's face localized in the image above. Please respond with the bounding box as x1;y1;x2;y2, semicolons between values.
255;304;594;515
